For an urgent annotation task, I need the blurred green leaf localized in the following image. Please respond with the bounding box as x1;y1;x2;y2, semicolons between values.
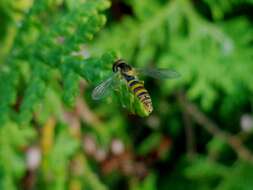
137;133;162;155
216;161;253;190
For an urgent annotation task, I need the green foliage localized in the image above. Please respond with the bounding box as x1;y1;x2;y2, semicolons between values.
130;173;157;190
137;133;162;155
216;161;253;190
41;124;79;190
0;0;113;189
0;0;253;189
0;123;35;190
184;156;228;181
204;0;253;20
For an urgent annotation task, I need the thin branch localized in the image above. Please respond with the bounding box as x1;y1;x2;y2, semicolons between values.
63;81;102;139
76;81;102;126
178;92;196;160
76;97;101;126
178;92;253;164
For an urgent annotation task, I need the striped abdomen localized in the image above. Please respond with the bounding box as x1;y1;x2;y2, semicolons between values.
124;74;153;113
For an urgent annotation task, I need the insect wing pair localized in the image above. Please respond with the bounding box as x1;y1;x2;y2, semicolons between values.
92;67;180;100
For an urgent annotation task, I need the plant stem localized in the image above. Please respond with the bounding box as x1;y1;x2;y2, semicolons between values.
178;92;253;164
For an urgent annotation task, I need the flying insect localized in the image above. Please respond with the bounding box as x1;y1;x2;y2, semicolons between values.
92;59;180;115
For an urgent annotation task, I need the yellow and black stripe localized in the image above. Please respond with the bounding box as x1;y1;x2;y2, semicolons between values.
124;74;153;113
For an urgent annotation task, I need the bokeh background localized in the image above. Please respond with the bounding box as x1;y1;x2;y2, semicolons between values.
1;0;253;189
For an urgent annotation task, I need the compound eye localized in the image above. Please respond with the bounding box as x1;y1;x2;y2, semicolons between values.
112;64;120;72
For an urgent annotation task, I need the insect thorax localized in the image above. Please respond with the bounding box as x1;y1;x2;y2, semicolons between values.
112;59;132;74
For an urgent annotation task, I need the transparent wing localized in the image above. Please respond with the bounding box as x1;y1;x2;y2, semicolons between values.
92;74;117;100
136;67;180;79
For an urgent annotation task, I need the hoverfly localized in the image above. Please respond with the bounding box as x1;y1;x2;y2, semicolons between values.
92;59;179;116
